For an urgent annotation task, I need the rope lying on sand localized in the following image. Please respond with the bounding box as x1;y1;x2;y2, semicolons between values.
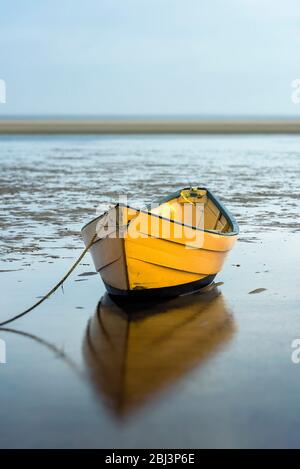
0;233;97;327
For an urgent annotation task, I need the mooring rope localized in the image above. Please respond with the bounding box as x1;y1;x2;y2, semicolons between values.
0;327;83;375
0;233;98;327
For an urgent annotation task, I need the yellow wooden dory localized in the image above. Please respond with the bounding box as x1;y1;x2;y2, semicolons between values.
81;187;239;298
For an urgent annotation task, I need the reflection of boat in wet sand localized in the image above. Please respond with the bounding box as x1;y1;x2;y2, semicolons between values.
83;286;235;417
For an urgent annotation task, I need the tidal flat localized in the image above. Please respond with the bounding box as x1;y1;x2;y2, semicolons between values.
0;135;299;448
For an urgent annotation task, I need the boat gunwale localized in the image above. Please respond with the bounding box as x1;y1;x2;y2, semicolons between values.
81;187;239;237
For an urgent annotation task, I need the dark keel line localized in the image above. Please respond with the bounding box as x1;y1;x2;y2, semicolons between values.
0;233;97;327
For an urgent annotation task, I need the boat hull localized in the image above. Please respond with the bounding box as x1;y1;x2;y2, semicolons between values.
82;219;235;298
103;274;216;298
81;188;238;298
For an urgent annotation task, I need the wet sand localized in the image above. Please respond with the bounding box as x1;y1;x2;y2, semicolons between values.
0;135;299;448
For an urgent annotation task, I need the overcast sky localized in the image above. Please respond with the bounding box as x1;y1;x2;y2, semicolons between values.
1;0;300;116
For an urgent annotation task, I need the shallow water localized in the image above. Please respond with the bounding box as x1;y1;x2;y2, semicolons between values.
0;135;299;448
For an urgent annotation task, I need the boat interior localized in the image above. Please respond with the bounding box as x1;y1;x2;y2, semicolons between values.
150;188;231;233
103;188;232;235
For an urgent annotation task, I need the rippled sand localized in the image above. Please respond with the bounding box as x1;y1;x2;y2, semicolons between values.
0;135;299;448
1;135;299;261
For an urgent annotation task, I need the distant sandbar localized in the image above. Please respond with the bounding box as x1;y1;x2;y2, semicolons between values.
1;118;300;134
